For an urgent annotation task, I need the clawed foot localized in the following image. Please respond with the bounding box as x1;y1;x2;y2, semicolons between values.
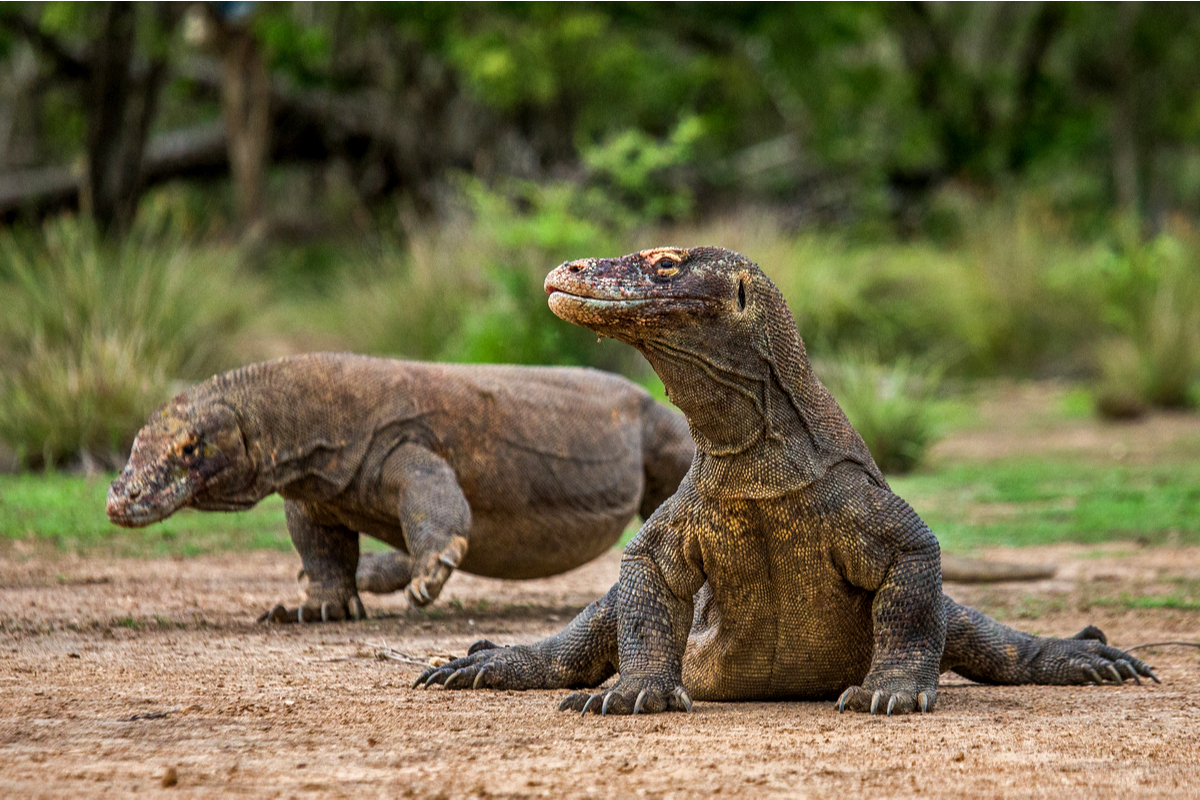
406;536;468;608
558;678;693;716
258;595;367;624
837;685;935;715
1034;628;1159;685
412;639;546;691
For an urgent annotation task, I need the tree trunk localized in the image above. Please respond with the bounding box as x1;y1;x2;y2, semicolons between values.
219;28;270;234
82;3;168;239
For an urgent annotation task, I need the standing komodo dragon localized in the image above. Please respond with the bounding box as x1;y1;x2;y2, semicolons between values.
415;246;1157;714
107;354;694;622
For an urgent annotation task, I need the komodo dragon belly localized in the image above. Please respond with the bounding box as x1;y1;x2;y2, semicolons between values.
681;496;877;701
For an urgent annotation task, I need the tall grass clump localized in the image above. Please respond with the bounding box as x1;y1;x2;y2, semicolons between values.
0;215;256;469
1094;228;1200;417
327;174;650;374
816;352;943;474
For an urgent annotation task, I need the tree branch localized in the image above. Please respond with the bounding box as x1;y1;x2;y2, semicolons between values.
0;11;90;80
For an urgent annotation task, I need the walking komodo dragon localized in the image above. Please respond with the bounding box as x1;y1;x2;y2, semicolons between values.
415;246;1158;715
107;355;694;622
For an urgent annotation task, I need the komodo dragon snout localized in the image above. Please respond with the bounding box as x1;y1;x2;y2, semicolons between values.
107;400;253;526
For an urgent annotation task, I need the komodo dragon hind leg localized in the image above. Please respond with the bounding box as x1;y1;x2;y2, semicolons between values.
356;550;415;595
415;583;621;692
939;598;1158;685
262;500;366;624
384;444;471;609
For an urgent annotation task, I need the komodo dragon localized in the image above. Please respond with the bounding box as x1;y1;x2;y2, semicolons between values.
106;354;694;622
414;246;1157;715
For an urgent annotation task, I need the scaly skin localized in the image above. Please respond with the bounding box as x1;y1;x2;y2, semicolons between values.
415;247;1158;714
107;354;693;623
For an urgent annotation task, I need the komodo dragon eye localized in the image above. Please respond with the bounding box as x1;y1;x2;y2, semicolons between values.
652;254;681;277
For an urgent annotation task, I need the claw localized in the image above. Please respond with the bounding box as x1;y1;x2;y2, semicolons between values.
870;691;883;715
837;687;852;713
412;673;429;689
1072;625;1107;645
1103;664;1122;683
256;610;269;623
297;606;308;624
439;554;458;569
633;689;647;715
580;695;599;717
349;596;365;621
1146;668;1160;684
473;666;490;690
918;691;932;713
468;639;501;655
675;686;693;713
887;695;898;716
321;602;331;623
444;669;468;690
1083;666;1103;685
601;692;613;716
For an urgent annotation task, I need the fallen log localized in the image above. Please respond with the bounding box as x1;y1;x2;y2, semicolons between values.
942;554;1057;583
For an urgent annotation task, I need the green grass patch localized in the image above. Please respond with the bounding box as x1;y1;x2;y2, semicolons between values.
892;458;1200;552
0;473;402;558
5;455;1199;559
0;473;290;557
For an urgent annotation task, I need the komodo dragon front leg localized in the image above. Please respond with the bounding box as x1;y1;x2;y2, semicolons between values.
265;443;470;623
561;517;705;715
262;501;366;623
832;480;946;714
381;443;471;609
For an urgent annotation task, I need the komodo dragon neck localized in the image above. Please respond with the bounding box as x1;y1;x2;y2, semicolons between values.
547;246;885;499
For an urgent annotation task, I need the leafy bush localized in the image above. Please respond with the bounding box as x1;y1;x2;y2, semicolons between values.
0;216;256;469
1093;230;1200;416
581;116;705;221
817;352;943;474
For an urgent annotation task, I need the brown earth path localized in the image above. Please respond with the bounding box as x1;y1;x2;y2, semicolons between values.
2;384;1199;798
1;544;1198;799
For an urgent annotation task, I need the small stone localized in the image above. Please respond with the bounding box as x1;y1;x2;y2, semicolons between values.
951;752;965;763
161;766;178;788
428;657;449;668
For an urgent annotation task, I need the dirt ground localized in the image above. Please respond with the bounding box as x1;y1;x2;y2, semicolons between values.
2;389;1198;798
1;543;1197;799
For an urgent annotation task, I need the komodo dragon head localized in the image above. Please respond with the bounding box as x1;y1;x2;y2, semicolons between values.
545;246;754;344
546;246;876;481
107;398;256;527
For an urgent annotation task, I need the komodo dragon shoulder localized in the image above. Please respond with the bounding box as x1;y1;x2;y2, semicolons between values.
107;353;693;622
415;247;1157;715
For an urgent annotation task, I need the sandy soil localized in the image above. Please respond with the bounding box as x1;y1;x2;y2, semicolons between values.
1;544;1197;799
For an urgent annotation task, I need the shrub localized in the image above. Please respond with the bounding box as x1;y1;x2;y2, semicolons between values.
816;352;943;474
0;216;256;469
1094;229;1200;417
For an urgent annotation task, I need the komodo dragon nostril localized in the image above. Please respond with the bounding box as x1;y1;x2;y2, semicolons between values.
127;483;143;500
568;262;583;273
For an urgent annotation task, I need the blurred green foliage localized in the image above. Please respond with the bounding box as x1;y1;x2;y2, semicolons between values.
817;353;943;474
0;207;257;468
1;2;1199;470
893;458;1200;551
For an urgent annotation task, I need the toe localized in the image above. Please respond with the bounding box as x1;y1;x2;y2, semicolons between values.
468;639;502;655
